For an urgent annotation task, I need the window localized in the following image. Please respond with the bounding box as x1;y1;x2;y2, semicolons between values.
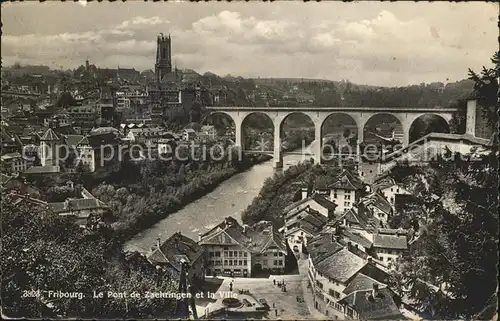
224;251;228;257
329;289;341;299
243;260;247;265
215;252;221;257
345;194;351;200
274;253;278;257
278;260;283;266
224;260;228;265
391;188;393;192
209;252;215;257
344;202;350;207
223;246;228;250
279;252;283;257
273;260;278;265
316;280;323;289
239;260;243;265
228;260;233;266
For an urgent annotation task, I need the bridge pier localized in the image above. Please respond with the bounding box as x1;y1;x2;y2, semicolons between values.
274;122;283;169
314;125;322;166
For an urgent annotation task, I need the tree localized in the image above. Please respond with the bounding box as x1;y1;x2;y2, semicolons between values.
468;51;499;129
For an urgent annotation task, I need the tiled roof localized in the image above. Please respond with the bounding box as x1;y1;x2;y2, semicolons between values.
339;287;405;320
87;132;119;147
1;152;23;160
328;170;364;190
148;232;204;271
64;134;85;147
307;234;345;265
311;194;338;210
40;128;59;141
373;233;408;250
359;192;393;215
343;273;387;296
48;198;108;217
342;229;373;249
283;193;336;217
315;248;367;283
24;165;60;174
199;217;286;254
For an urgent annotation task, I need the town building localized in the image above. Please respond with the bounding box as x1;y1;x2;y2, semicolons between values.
306;233;398;319
147;232;205;287
372;228;408;267
284;192;338;219
1;152;33;174
327;170;366;213
47;186;110;227
199;125;217;140
357;192;393;227
198;217;287;277
281;205;328;252
182;128;196;141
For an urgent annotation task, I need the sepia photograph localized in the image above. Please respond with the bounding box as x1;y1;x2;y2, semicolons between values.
1;1;498;319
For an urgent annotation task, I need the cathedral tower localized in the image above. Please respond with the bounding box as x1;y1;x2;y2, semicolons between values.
155;33;172;83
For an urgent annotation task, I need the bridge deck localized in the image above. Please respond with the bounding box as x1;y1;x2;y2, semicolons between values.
206;106;458;112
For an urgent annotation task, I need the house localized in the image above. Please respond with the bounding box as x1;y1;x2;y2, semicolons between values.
338;285;405;320
182;128;196;141
327;170;365;214
333;207;380;237
199;125;217;140
306;233;395;318
283;192;338;219
1;152;33;174
372;229;408;266
47;188;110;227
281;205;328;251
157;133;177;155
358;192;393;227
374;178;412;208
39;127;123;175
147;232;205;287
198;217;287;277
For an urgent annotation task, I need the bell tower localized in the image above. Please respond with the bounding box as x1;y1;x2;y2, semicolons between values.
155;33;172;83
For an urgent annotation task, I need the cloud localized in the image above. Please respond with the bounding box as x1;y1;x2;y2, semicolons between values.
1;3;497;86
116;16;170;29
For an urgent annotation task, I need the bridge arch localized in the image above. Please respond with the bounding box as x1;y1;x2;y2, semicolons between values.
203;111;237;141
409;113;450;143
363;113;405;146
320;113;359;155
240;112;275;151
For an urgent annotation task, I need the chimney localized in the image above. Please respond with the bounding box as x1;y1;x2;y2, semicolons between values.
367;256;373;264
243;225;247;235
301;187;308;200
198;233;202;242
156;237;161;250
372;283;379;298
64;199;70;210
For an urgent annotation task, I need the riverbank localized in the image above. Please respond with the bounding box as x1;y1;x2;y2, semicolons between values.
97;153;272;243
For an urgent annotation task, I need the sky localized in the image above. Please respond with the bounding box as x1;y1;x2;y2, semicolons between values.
2;1;498;86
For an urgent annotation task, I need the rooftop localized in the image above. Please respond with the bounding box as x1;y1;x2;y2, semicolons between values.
339;287;405;320
147;232;205;272
315;247;367;283
373;232;408;250
199;217;287;254
328;170;365;191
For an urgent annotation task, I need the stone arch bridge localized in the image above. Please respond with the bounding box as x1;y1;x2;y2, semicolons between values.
205;106;458;168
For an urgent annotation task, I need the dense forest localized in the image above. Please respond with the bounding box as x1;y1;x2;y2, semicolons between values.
1;196;178;318
90;143;271;240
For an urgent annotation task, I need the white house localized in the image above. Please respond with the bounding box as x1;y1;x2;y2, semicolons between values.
327;170;365;214
1;152;33;174
372;228;408;267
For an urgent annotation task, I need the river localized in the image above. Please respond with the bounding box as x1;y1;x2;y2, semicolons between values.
123;141;317;253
